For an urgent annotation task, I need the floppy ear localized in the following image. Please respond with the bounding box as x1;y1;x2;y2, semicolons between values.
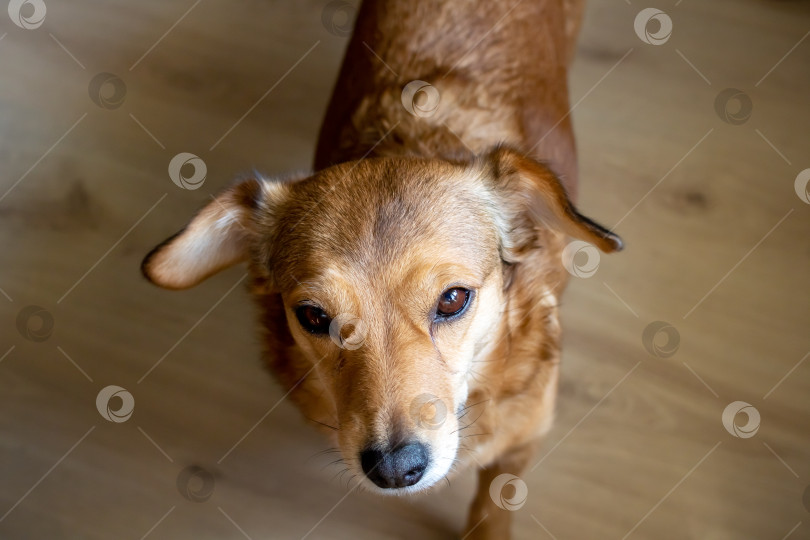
488;146;623;256
142;177;287;290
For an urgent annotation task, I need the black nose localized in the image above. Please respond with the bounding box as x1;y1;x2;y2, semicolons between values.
360;442;429;488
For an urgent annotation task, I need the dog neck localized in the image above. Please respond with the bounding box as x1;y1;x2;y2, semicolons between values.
316;76;523;167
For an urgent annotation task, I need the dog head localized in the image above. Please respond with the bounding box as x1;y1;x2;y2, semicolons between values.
142;147;622;493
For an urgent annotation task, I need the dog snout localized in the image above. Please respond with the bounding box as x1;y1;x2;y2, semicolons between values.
360;442;429;489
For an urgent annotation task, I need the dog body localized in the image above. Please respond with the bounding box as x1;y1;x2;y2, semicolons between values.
317;0;584;199
143;1;622;538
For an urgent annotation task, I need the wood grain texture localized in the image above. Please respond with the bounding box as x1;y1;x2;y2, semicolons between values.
0;1;808;539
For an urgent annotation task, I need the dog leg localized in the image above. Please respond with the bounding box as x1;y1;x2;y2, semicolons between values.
462;440;539;540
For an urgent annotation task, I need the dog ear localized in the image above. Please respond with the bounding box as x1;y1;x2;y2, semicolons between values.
488;146;623;257
141;177;290;290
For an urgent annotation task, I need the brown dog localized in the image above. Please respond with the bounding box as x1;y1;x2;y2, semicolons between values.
142;1;621;538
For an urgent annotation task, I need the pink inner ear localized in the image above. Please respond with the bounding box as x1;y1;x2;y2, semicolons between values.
142;206;251;289
142;182;261;290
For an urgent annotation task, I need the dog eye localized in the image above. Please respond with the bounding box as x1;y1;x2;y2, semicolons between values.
295;305;331;334
435;288;471;319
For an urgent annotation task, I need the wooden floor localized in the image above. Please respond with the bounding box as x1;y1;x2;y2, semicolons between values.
1;0;808;538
